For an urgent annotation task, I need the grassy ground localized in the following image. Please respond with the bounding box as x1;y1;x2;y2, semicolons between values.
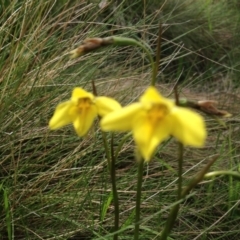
0;0;240;239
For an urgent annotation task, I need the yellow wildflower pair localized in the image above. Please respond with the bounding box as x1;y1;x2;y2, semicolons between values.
49;87;206;161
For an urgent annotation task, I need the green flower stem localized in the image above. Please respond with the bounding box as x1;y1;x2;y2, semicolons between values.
177;143;184;200
160;155;219;240
153;23;162;87
100;131;119;240
92;79;119;239
134;157;144;240
100;130;111;169
175;87;183;200
91;79;111;167
110;134;119;240
92;79;111;169
112;37;156;86
204;171;240;180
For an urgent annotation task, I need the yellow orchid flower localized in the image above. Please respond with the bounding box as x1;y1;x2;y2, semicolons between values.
49;87;121;136
101;86;206;161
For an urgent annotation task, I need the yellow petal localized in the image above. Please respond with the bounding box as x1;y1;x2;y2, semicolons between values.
49;101;74;129
100;103;143;131
170;107;206;147
73;105;98;136
95;96;121;116
71;87;94;102
140;86;174;108
133;116;172;161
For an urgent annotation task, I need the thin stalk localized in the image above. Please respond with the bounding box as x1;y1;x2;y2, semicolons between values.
101;131;111;168
134;158;144;240
175;87;183;199
93;79;119;238
160;155;219;240
174;87;183;200
152;23;162;86
177;143;184;200
110;134;119;240
228;129;233;210
92;79;111;167
92;79;115;235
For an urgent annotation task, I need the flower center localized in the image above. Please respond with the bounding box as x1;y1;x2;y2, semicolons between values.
77;97;92;112
148;104;169;124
